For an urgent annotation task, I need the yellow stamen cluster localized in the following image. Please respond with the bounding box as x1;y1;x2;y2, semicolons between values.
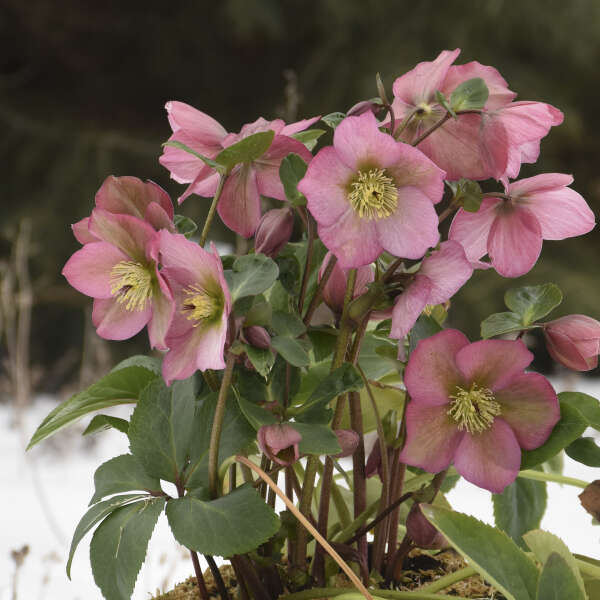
182;284;217;326
448;382;501;434
348;168;398;220
110;261;153;311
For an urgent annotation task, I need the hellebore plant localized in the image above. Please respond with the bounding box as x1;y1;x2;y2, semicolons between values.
31;49;600;600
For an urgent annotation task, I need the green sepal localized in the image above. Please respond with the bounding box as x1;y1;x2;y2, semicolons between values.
450;77;489;112
215;130;275;172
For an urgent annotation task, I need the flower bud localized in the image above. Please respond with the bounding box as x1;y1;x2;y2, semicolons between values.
347;99;386;118
579;480;600;521
254;208;294;258
365;441;393;481
543;315;600;371
406;504;447;549
257;423;301;466
333;429;360;458
242;325;271;350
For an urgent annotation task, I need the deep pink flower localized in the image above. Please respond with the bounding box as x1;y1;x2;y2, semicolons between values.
72;176;175;245
159;102;317;237
257;423;302;466
298;112;445;268
62;209;174;349
406;504;447;549
254;207;294;258
544;315;600;372
158;231;231;384
389;241;472;340
449;173;595;277
391;49;563;181
400;329;559;493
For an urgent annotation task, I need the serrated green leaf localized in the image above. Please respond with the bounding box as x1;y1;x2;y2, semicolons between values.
245;345;275;378
173;214;198;238
67;494;147;578
90;497;164;600
450;77;490;111
537;553;587;600
481;311;524;338
279;153;308;204
291;129;326;151
128;377;197;482
573;554;600;598
493;477;547;548
566;437;600;467
271;336;311;367
322;112;346;129
90;454;161;505
422;505;539;600
559;391;600;430
162;140;221;170
27;356;161;449
216;130;275;172
83;414;129;436
521;398;588;469
505;283;563;326
226;254;279;302
291;422;341;455
165;485;279;556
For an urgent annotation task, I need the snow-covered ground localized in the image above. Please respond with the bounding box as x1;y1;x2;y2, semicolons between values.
1;377;599;600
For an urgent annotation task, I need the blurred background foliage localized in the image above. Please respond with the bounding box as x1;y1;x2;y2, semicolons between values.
1;0;599;393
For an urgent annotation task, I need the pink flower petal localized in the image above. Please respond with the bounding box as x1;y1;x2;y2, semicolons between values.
508;173;574;196
545;328;597;371
92;297;151;341
453;418;521;493
454;339;533;391
62;242;127;299
145;202;176;232
390;275;432;340
399;402;464;473
487;206;542;277
147;275;175;351
165;101;227;140
72;217;97;244
280;116;321;136
178;168;221;203
494;373;559;450
404;329;470;406
217;164;261;238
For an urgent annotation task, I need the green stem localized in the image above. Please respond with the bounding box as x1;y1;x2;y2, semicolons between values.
417;566;477;593
303;253;338;325
298;210;315;314
518;469;588;488
199;174;227;247
208;352;236;498
294;454;319;570
280;589;465;600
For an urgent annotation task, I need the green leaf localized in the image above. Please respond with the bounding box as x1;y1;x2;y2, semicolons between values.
173;214;198;238
435;90;457;118
574;554;600;599
235;394;277;430
504;283;563;326
493;477;547;548
307;327;338;362
90;454;161;504
291;129;326;151
408;314;443;355
165;485;279;556
537;553;587;600
271;336;311;367
521;398;588;469
162;140;221;170
358;331;400;380
279;153;308;204
83;414;129;436
481;311;524;339
66;493;147;578
453;178;483;212
272;310;306;337
291;422;341;455
450;77;490;111
90;497;165;600
226;254;279;302
523;529;586;598
322;112;346;129
422;505;539;600
566;437;600;467
559;391;600;430
245;345;275;378
27;356;161;449
215;130;275;172
128;377;197;482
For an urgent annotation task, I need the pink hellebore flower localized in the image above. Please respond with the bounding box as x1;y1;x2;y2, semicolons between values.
449;173;595;278
298;111;445;268
158;231;231;384
62;209;174;349
390;241;472;340
400;329;559;493
406;504;447;550
257;423;302;466
544;315;600;372
159;102;317;237
254;207;295;258
391;49;563;181
72;176;175;245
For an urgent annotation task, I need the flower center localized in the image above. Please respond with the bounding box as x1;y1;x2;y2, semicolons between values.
182;284;219;326
348;168;398;220
448;383;501;434
415;102;434;117
110;261;153;311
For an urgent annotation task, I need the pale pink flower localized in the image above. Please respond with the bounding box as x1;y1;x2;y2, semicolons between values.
400;329;559;493
449;173;595;277
544;315;600;372
62;209;174;349
158;231;231;384
257;423;302;466
159;102;317;237
298;111;445;268
391;49;563;181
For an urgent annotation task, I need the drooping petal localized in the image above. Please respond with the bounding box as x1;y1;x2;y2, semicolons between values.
280;116;321;136
72;217;97;244
390;275;432;340
178;167;221;203
487;206;542;278
62;242;127;299
399;402;464;473
453;418;521;493
404;329;470;406
508;173;574;196
217;163;261;238
454;339;533;391
165;101;227;141
92;297;151;340
145;202;176;233
494;373;559;450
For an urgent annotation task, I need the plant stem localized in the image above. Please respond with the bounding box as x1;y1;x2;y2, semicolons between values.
412;113;451;146
303;253;337;325
518;469;588;488
206;554;231;600
295;453;320;570
199;174;227;247
208;352;236;498
416;566;477;593
298;210;315;314
190;551;210;600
